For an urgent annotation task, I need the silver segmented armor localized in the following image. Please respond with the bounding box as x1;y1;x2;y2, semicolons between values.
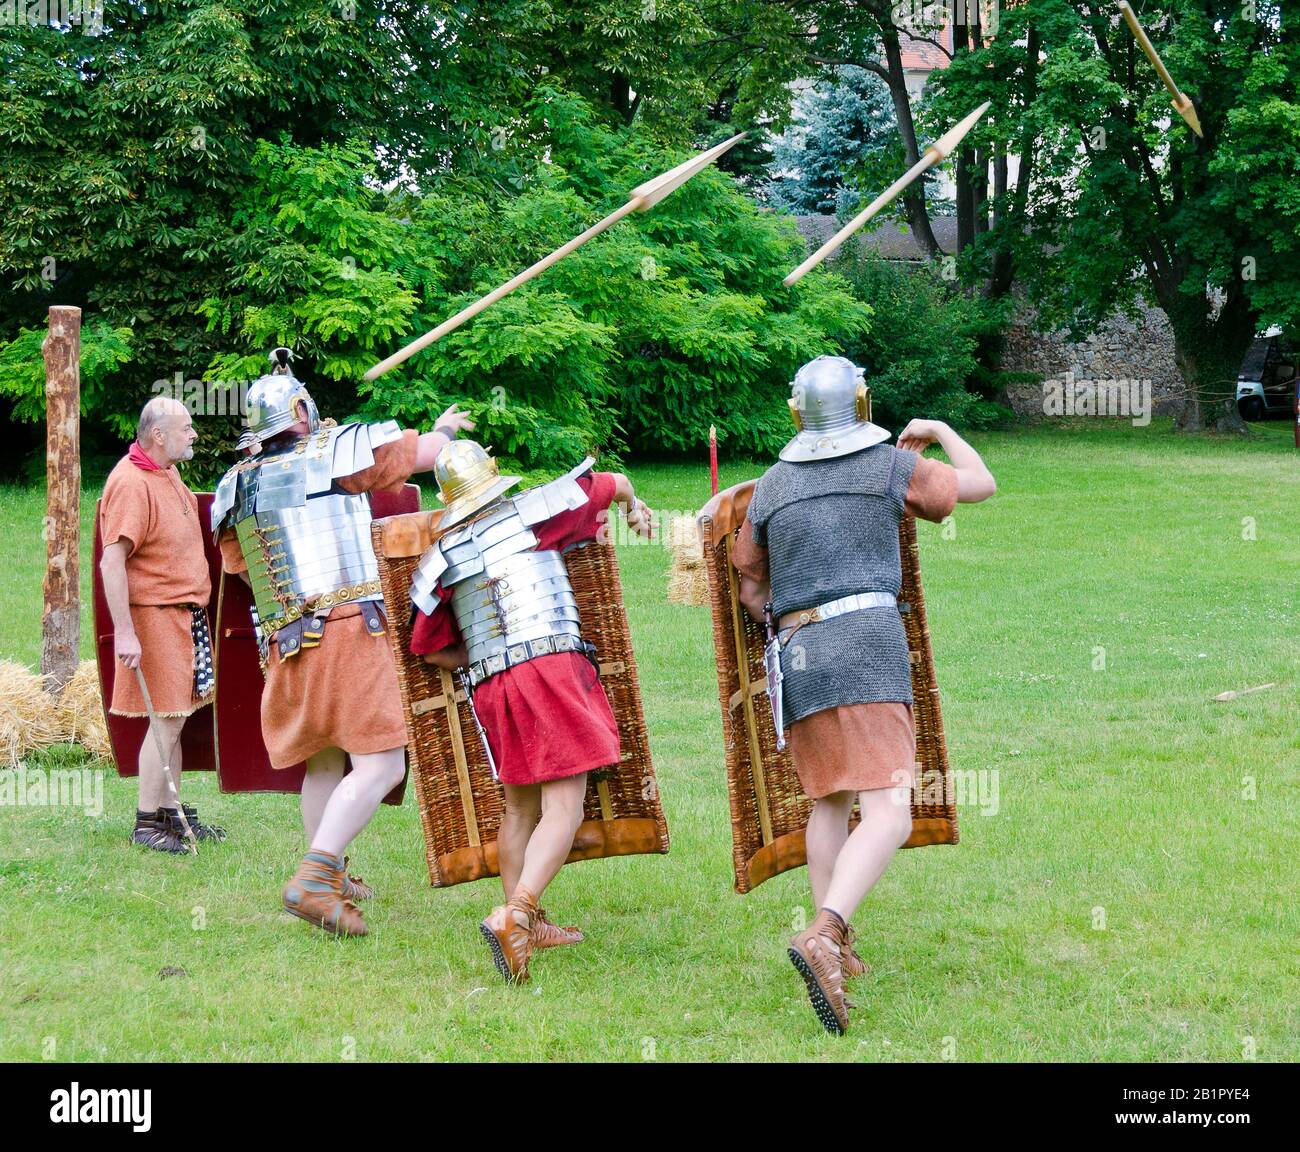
410;458;596;675
210;421;404;636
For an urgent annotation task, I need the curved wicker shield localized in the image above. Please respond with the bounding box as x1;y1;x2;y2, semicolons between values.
698;479;957;894
372;510;669;887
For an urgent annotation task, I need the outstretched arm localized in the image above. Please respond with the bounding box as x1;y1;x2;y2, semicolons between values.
608;472;654;540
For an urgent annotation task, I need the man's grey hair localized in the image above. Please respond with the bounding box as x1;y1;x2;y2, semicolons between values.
136;396;184;444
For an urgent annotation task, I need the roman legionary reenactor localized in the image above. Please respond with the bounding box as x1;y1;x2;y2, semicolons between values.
212;348;473;937
407;440;654;982
730;355;997;1035
99;396;225;853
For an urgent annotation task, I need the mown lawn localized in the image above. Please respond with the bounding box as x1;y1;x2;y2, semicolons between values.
1;419;1296;1062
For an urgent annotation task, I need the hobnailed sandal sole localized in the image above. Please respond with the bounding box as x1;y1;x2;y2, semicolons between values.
479;921;527;984
788;946;847;1036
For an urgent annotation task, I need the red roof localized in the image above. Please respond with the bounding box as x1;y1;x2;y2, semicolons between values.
900;18;953;72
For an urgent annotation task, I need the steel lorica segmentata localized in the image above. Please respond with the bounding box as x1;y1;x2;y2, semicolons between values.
212;420;404;654
410;456;597;684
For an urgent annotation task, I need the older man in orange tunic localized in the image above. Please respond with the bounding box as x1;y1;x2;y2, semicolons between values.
99;396;224;854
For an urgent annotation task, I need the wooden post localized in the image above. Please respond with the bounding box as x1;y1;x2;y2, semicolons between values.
41;305;81;695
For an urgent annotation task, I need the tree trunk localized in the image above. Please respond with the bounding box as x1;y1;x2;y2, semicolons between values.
973;147;989;236
957;148;974;252
41;306;81;695
878;28;942;259
1166;294;1254;434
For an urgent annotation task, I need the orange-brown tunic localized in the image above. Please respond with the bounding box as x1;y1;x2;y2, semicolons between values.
730;453;958;798
218;430;419;769
99;454;213;718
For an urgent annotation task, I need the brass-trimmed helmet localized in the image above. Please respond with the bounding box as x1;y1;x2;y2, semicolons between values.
779;354;891;462
238;347;320;452
434;440;522;529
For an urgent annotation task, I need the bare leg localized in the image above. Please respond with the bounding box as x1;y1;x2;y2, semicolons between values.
487;773;586;934
821;786;913;923
499;783;541;899
805;791;855;908
138;715;186;812
308;747;406;859
514;773;586;898
301;747;346;844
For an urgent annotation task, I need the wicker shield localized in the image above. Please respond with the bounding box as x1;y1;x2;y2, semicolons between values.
698;479;957;895
93;495;219;777
210;484;419;802
372;509;669;887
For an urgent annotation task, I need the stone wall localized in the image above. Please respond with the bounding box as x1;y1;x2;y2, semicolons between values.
999;298;1186;419
791;215;1188;421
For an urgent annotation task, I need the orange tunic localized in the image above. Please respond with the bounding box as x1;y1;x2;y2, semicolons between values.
99;455;213;717
218;429;419;769
731;452;958;798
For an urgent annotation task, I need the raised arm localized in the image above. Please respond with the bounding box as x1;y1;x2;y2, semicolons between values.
897;419;997;503
608;472;654;540
413;403;477;473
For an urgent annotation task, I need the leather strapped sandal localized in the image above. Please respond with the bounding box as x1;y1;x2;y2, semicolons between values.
788;909;851;1035
842;924;869;979
532;907;583;950
163;804;227;843
132;809;190;855
341;856;374;901
479;887;539;983
282;851;368;938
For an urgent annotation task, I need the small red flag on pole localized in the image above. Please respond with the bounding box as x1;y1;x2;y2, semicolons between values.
709;424;718;496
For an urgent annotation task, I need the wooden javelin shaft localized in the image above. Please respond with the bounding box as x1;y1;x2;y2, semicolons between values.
363;197;643;381
133;666;198;854
783;153;937;286
1119;2;1182;100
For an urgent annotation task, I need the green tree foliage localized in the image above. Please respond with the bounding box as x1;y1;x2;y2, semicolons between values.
202;91;873;475
768;67;899;216
0;321;134;429
836;252;1010;430
0;0;551;471
927;0;1300;430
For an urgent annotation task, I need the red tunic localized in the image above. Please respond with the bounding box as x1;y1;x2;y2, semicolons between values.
410;471;622;786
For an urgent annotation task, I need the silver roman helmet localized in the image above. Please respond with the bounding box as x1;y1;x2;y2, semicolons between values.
237;347;321;453
780;354;891;462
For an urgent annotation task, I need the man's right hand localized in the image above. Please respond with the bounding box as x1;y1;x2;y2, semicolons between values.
116;631;142;670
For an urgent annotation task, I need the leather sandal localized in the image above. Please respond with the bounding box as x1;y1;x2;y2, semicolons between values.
532;907;583;949
842;923;869;979
788;908;851;1035
341;856;374;901
131;809;189;855
163;804;226;843
282;851;368;938
479;886;538;983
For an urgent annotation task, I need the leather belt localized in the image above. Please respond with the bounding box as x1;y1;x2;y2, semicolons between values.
467;633;596;687
778;591;898;635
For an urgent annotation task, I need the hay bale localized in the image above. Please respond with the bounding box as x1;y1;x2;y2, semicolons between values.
57;660;111;760
0;660;69;767
666;515;709;607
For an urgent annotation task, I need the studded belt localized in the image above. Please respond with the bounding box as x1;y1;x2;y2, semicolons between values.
467;633;596;688
778;591;899;638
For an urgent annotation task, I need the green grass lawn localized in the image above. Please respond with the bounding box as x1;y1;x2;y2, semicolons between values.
1;419;1296;1062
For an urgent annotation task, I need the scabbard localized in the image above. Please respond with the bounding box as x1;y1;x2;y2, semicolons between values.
763;602;787;752
456;669;499;781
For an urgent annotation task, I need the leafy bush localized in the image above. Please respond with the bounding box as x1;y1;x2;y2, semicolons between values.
200;91;874;475
834;251;1012;431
